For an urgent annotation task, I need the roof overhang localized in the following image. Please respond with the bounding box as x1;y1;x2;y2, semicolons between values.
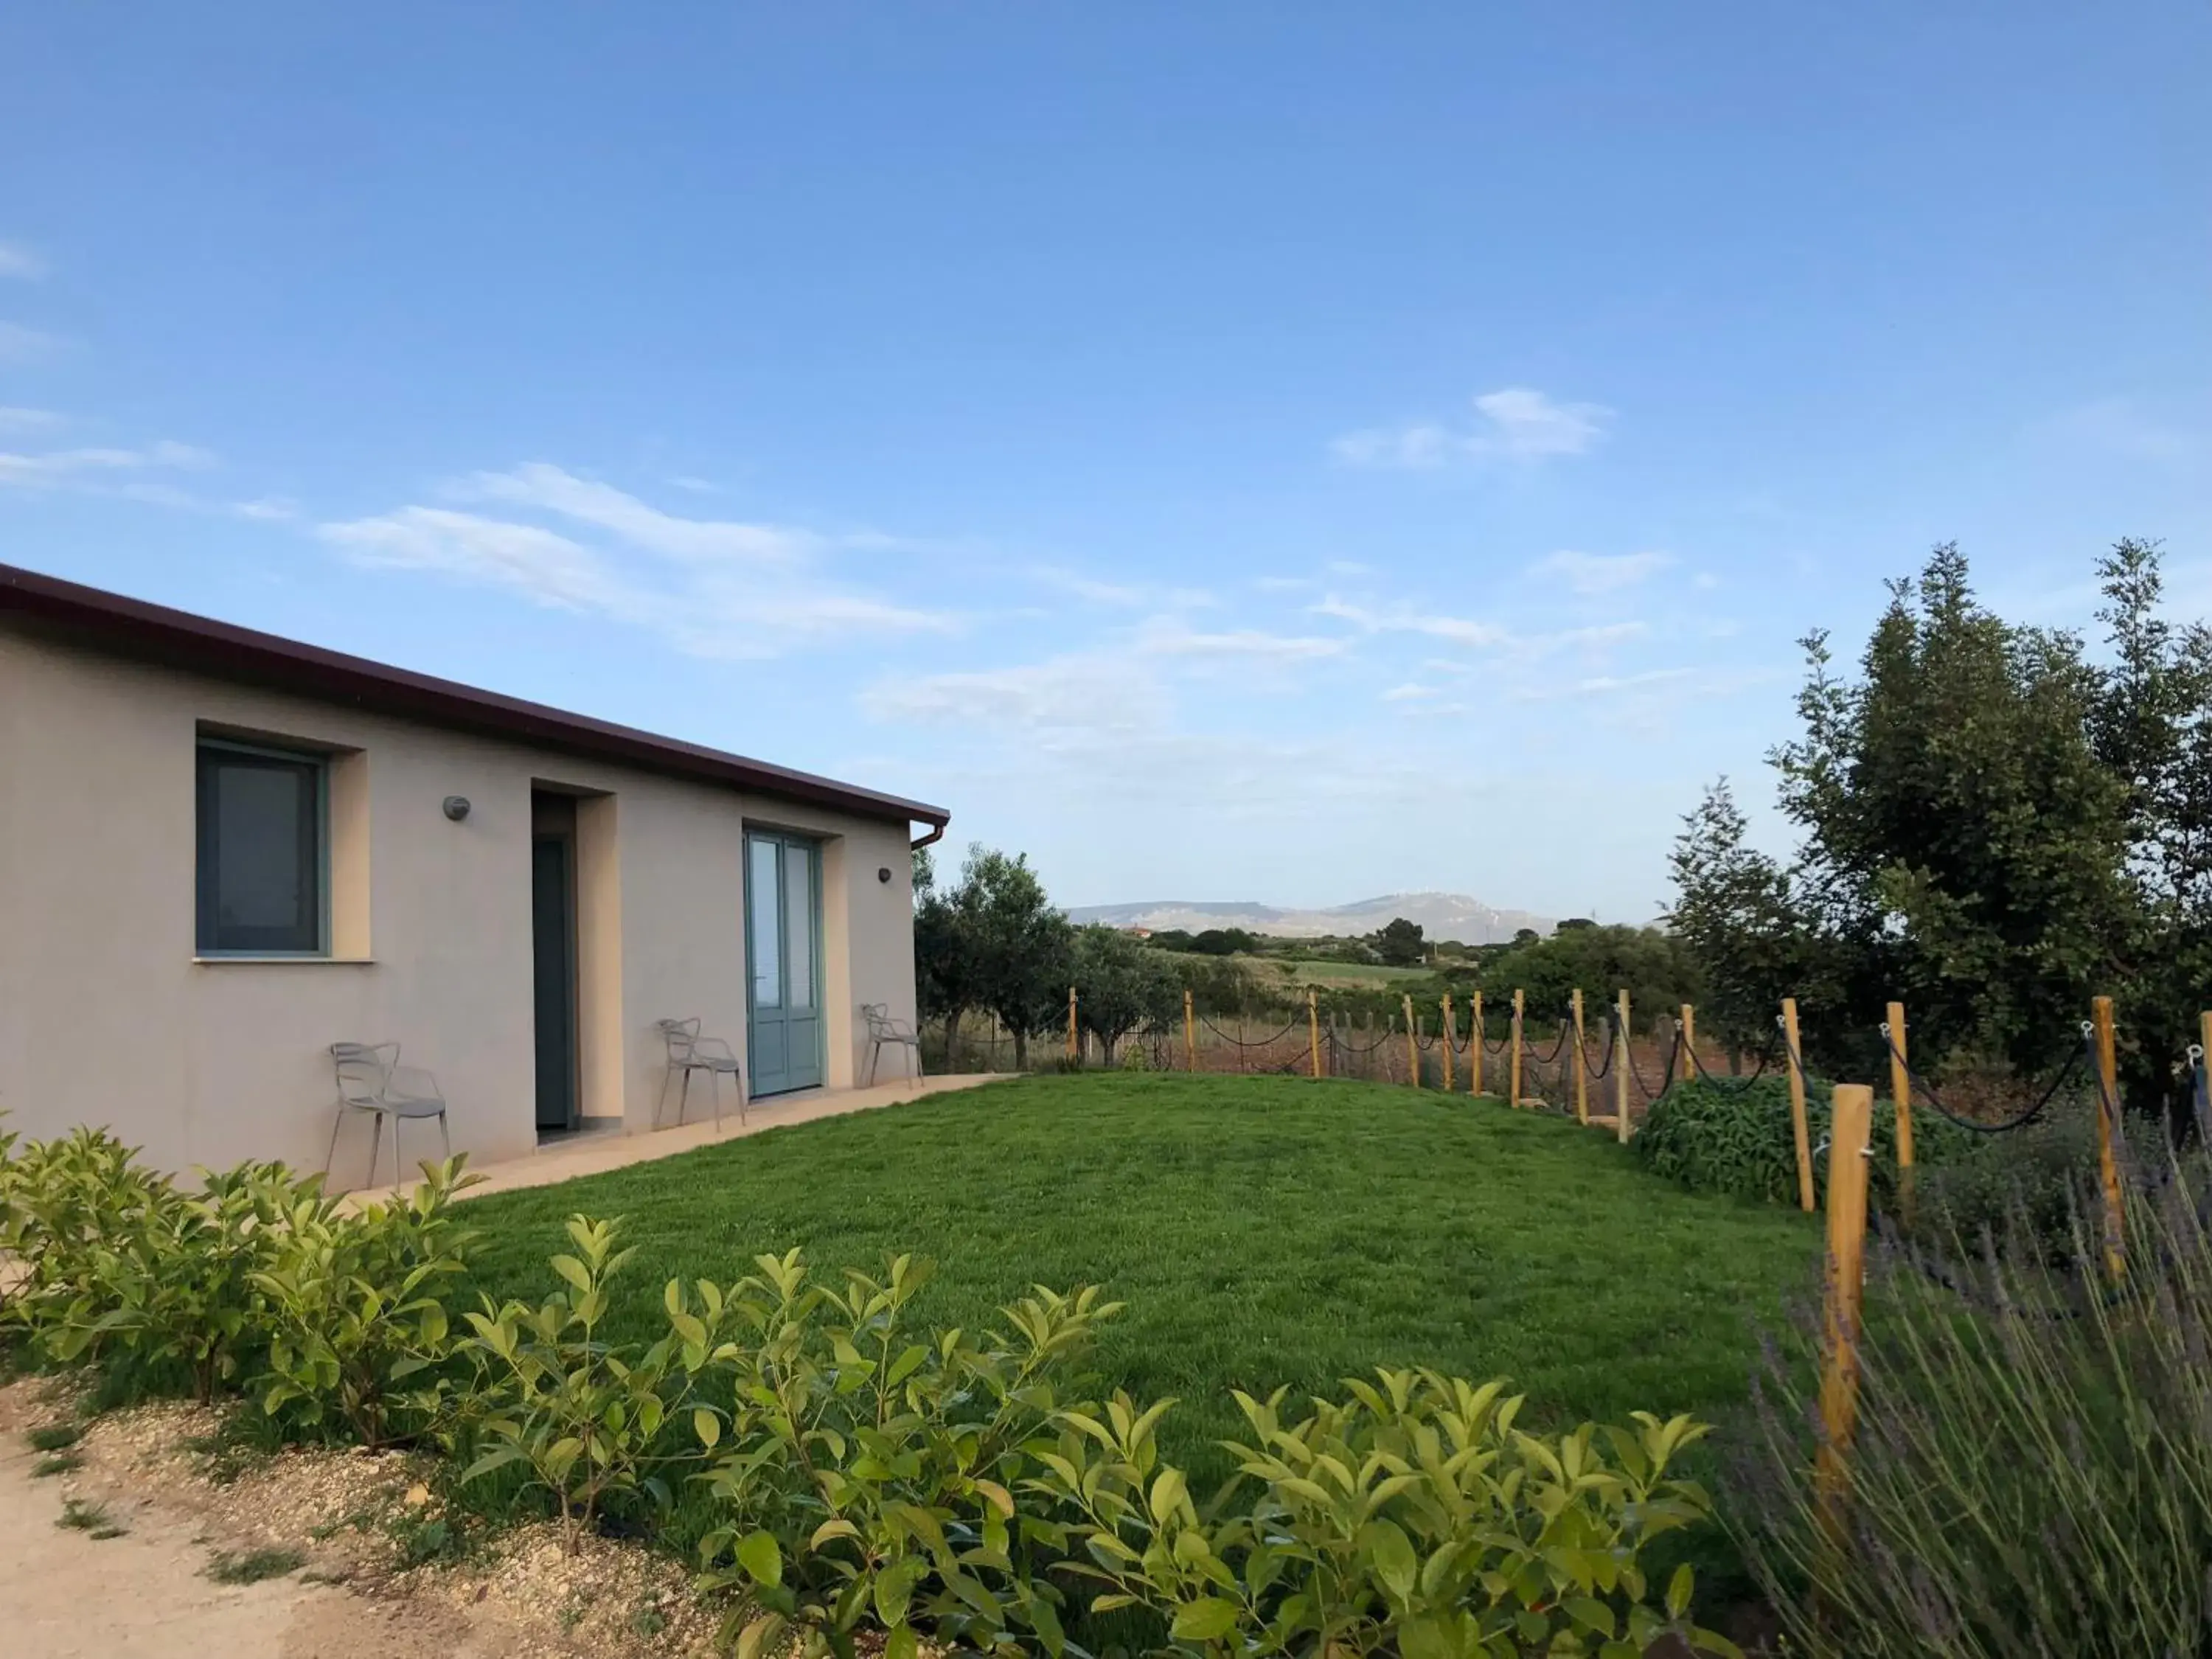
0;561;950;836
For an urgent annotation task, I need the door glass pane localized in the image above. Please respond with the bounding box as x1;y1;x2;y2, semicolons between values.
784;842;815;1010
749;838;781;1008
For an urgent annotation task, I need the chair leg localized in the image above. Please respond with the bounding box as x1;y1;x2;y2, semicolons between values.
439;1110;452;1162
657;1064;676;1129
678;1068;693;1126
914;1040;925;1081
391;1115;405;1190
711;1071;723;1133
866;1039;880;1088
324;1105;347;1183
366;1110;385;1192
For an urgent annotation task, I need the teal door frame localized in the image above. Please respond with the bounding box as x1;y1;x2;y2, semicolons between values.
745;830;824;1096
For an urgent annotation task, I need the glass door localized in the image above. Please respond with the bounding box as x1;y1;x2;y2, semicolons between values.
745;831;823;1095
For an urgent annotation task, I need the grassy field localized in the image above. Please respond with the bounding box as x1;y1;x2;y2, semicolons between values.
1269;956;1413;987
461;1073;1818;1489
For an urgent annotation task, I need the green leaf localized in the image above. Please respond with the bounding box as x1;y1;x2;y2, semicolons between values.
737;1528;783;1588
549;1254;592;1293
1169;1598;1243;1643
1666;1562;1694;1621
883;1626;918;1659
734;1613;785;1659
694;1408;721;1449
1363;1517;1419;1605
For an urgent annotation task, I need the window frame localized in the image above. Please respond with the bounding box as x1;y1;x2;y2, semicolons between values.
194;735;332;958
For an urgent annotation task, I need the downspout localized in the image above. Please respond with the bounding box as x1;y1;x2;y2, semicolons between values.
910;819;947;852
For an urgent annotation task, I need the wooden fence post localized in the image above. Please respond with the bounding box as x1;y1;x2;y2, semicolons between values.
1471;990;1485;1096
1067;986;1078;1064
1307;989;1322;1080
1782;997;1815;1212
2092;995;2126;1281
1887;1000;1915;1225
1440;995;1456;1093
1509;989;1525;1109
1183;989;1197;1073
1816;1082;1874;1553
1679;1002;1696;1084
1402;993;1419;1088
1571;989;1588;1124
1615;990;1632;1143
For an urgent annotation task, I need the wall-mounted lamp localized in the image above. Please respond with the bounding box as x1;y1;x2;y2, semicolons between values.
442;796;472;822
878;866;893;883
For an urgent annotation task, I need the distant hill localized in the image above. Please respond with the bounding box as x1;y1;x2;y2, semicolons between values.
1065;892;1557;947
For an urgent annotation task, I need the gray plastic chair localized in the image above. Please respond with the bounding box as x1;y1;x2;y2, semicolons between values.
327;1042;451;1190
656;1018;744;1128
862;1003;923;1085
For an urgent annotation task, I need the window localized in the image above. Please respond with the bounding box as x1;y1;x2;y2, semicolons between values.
195;739;327;955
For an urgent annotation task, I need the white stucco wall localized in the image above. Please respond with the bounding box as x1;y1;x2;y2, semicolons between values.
0;624;922;1183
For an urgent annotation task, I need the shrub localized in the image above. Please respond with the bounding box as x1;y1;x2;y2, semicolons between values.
456;1214;727;1549
1637;1077;1970;1212
252;1157;479;1447
1732;1154;2212;1655
48;1158;316;1400
694;1250;1116;1659
1035;1371;1742;1659
1910;1099;2103;1265
1;1125;176;1354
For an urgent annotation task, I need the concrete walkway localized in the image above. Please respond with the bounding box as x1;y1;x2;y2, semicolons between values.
348;1072;1004;1206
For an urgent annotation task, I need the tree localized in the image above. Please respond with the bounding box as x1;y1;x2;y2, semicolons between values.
1667;780;1827;1060
1188;927;1259;957
1071;925;1180;1066
960;848;1074;1070
1473;925;1703;1036
915;845;1074;1070
1372;917;1426;967
1672;540;2212;1120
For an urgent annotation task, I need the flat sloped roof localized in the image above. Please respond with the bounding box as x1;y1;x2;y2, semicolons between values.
0;560;949;835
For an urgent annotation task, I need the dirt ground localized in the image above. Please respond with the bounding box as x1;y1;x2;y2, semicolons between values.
0;1377;719;1659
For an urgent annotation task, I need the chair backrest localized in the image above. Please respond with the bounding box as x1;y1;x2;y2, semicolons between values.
657;1018;701;1061
332;1042;394;1107
860;1003;891;1036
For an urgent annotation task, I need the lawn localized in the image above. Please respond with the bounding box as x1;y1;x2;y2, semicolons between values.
461;1072;1818;1488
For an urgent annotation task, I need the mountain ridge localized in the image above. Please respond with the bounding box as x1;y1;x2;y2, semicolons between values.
1064;891;1558;947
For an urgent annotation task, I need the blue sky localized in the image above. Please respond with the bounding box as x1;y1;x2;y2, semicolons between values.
3;4;2208;922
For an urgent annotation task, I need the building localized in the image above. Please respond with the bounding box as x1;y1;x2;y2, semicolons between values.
0;562;947;1182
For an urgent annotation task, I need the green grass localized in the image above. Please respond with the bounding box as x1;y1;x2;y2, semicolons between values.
26;1423;83;1453
1270;956;1414;987
462;1073;1817;1481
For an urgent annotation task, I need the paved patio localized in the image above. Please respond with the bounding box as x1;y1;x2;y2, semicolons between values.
344;1071;1004;1207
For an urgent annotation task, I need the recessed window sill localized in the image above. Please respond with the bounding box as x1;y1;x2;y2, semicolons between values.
191;956;376;965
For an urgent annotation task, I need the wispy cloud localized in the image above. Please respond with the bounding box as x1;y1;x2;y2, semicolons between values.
458;462;810;564
0;243;44;280
1312;595;1507;649
0;321;60;362
1315;593;1647;660
1332;387;1613;470
232;497;299;522
860;652;1167;737
0;406;62;433
322;463;957;657
1382;683;1441;702
1135;620;1345;663
0;439;214;489
1528;549;1675;596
